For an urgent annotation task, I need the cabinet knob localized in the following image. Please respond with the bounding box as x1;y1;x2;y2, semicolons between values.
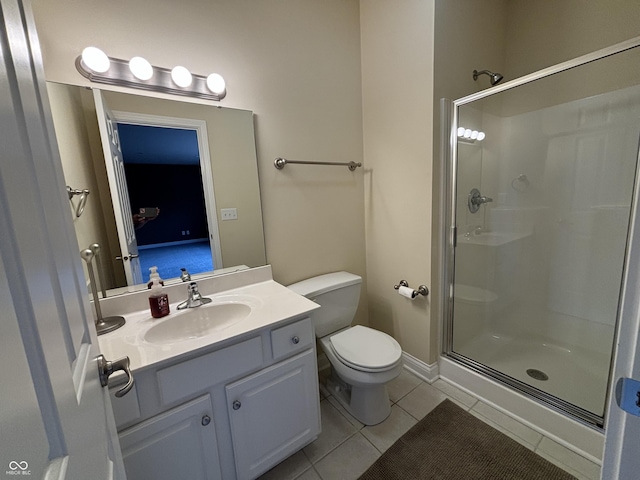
291;336;300;345
201;415;211;426
233;400;242;410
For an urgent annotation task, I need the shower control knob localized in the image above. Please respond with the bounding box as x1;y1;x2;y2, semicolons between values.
291;336;300;345
201;415;211;426
232;400;241;410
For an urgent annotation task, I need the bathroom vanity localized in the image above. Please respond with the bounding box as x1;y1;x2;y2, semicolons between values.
97;266;321;480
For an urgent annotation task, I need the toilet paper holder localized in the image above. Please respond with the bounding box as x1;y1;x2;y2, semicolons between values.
394;280;429;298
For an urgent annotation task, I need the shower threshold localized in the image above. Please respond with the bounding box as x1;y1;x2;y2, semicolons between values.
444;350;605;429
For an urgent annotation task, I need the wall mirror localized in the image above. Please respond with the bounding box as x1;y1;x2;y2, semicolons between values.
48;82;267;296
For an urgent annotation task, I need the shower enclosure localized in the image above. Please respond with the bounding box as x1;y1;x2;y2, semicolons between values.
443;39;640;427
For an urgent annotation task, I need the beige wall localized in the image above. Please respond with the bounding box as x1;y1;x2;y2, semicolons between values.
504;0;640;78
31;0;368;323
360;0;435;363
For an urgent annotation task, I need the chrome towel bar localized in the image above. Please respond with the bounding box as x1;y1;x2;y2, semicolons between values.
274;157;362;171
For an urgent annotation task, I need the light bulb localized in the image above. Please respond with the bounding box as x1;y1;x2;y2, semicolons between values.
81;47;110;73
457;127;465;137
463;129;472;139
471;130;479;140
477;132;486;141
171;66;192;87
129;56;153;81
206;73;226;95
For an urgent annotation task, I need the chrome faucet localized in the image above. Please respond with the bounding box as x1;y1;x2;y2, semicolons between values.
177;282;212;310
180;268;191;282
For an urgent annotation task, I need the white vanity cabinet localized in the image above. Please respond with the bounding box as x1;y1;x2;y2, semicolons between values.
109;316;320;480
226;349;319;480
118;395;222;480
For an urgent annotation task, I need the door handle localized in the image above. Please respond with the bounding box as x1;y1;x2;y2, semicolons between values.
115;253;139;261
97;354;134;398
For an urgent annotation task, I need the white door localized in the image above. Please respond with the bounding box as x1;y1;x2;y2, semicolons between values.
93;90;143;286
601;141;640;478
0;1;125;478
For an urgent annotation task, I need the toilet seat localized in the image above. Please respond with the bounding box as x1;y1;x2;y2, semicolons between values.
329;325;402;372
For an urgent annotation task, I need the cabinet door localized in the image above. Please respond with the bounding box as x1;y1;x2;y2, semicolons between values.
226;349;321;479
119;395;222;480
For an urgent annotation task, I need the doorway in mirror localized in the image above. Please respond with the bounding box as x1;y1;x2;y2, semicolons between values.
118;123;215;283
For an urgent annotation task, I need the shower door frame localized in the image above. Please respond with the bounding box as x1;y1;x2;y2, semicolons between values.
441;35;640;428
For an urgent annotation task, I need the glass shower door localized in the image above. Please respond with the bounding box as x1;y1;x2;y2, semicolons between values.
447;46;640;425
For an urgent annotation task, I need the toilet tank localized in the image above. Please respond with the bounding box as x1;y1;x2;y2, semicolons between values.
288;272;362;338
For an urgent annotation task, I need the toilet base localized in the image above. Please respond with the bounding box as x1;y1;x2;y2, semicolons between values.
327;370;392;426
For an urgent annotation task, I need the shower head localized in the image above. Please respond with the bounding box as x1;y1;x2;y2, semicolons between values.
473;69;504;86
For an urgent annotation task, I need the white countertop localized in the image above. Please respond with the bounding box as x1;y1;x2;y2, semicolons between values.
98;275;319;372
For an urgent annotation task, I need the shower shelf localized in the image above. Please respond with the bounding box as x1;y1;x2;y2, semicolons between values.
456;231;531;247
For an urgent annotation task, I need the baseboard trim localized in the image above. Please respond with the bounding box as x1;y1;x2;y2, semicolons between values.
402;352;439;383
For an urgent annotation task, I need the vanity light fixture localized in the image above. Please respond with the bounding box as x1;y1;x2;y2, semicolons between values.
76;48;226;101
81;47;111;73
457;126;486;143
129;56;153;81
206;73;226;95
171;66;193;88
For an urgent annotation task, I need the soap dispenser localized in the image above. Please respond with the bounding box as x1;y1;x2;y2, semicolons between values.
147;266;164;289
149;278;170;318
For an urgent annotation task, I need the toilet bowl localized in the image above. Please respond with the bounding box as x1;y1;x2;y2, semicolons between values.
288;272;403;425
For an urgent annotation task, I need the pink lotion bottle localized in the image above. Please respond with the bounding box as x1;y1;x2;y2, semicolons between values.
149;278;170;318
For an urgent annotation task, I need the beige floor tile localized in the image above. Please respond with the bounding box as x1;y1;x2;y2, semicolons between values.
387;368;423;403
471;401;543;447
432;379;478;408
535;449;587;479
303;400;357;464
536;437;601;480
314;433;380;480
397;382;448;420
361;404;417;453
258;450;312;480
326;395;364;430
295;467;322;480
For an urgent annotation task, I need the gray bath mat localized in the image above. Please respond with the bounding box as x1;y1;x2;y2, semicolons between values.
358;399;576;479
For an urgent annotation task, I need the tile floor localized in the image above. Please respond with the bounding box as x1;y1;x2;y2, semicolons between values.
258;368;601;480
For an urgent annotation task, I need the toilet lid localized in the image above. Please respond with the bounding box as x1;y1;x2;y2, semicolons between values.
330;325;402;371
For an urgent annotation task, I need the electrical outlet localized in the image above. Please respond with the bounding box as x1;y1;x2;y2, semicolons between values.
186;230;190;235
221;208;238;220
181;230;186;235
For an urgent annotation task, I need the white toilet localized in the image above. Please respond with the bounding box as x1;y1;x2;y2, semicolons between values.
288;272;403;425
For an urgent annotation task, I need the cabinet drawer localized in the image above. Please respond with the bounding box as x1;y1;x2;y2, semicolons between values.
157;336;263;405
271;317;314;360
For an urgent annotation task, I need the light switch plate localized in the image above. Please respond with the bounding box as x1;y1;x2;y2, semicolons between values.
221;208;238;220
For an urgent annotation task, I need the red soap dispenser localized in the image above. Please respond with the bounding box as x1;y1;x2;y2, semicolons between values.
149;277;170;318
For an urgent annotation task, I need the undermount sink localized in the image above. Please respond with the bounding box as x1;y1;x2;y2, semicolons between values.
144;300;253;345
